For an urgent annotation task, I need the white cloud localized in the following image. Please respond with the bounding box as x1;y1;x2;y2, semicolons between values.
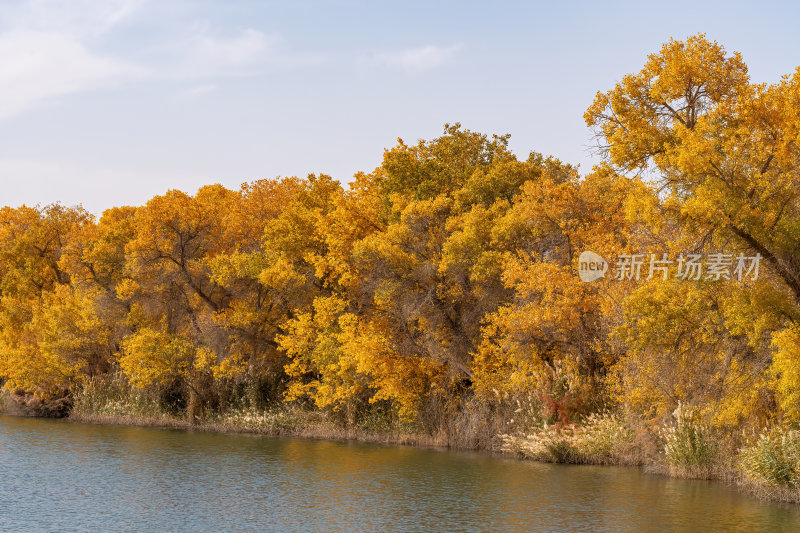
173;27;279;78
0;29;144;120
0;1;313;121
0;0;148;119
199;28;275;68
5;0;147;37
370;43;464;71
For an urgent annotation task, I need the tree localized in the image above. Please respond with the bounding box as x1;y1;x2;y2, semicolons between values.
586;34;800;426
473;167;646;414
0;204;96;396
585;34;800;304
120;186;238;420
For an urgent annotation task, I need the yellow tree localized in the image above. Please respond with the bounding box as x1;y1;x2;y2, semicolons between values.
281;125;576;425
614;278;782;427
280;295;444;422
585;34;799;300
586;34;800;425
473;167;648;420
120;185;239;420
207;176;308;402
0;204;96;398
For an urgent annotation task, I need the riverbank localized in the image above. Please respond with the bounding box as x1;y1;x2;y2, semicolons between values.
68;408;450;450
4;385;799;506
7;413;798;532
65;405;800;506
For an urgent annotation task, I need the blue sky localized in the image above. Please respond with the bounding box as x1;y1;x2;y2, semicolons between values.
1;0;799;214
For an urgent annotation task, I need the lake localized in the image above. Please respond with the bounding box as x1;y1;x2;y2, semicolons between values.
1;415;799;532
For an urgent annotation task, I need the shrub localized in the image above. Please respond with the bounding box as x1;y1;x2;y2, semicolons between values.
500;411;633;464
572;411;634;460
212;406;299;432
72;374;164;418
499;391;546;435
740;428;800;487
357;402;395;433
501;425;577;463
662;402;717;469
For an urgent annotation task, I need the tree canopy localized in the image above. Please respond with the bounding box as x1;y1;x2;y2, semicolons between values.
2;36;799;438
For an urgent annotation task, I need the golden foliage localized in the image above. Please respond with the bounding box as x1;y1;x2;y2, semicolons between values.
1;36;799;437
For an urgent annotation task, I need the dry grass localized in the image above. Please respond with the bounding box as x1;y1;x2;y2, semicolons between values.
500;412;636;466
69;407;452;449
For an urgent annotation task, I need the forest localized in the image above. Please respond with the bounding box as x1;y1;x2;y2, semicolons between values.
2;35;800;495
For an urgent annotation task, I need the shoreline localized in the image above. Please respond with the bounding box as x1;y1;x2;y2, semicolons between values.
57;410;797;506
66;410;453;450
3;393;796;506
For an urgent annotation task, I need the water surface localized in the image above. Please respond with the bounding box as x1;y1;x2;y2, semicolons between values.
1;415;799;532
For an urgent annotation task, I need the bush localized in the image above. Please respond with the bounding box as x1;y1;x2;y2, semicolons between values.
504;391;546;434
211;406;299;432
740;428;800;488
357;401;396;433
500;411;633;464
501;425;576;463
662;402;717;469
572;411;634;460
72;374;164;418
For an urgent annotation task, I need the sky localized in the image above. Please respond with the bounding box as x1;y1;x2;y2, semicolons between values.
1;0;800;215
